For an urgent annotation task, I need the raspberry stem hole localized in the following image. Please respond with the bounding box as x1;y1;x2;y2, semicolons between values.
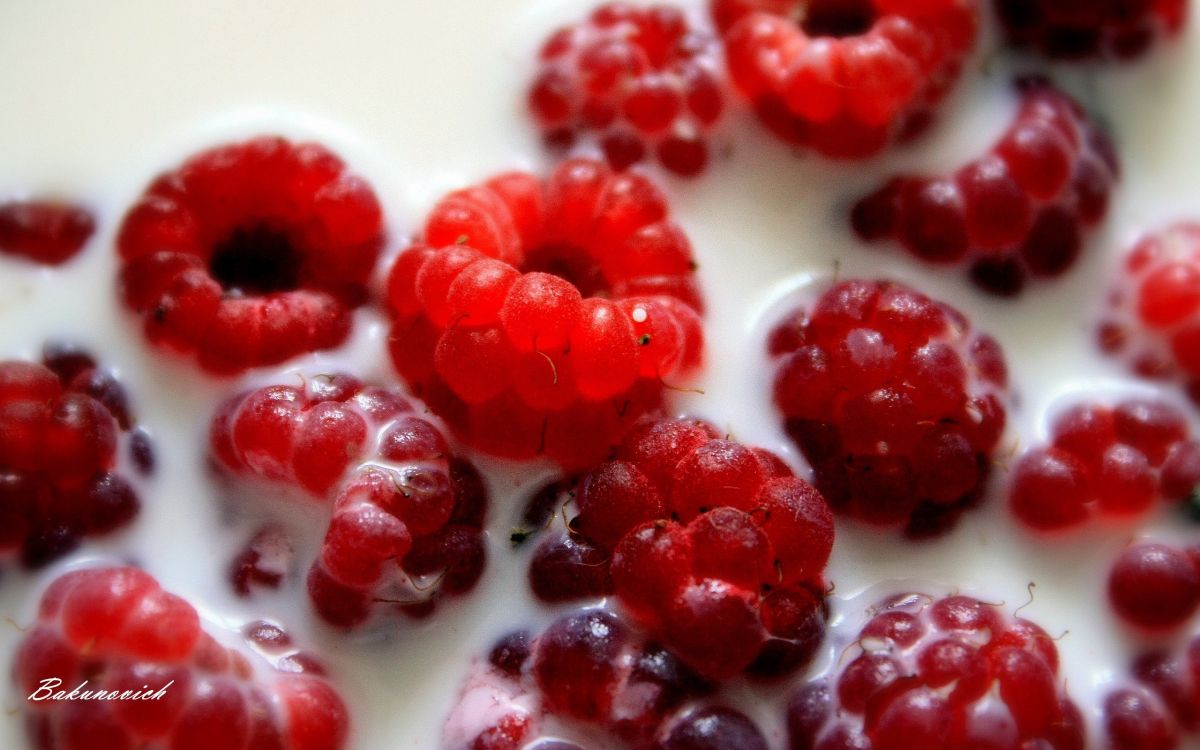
800;0;878;38
209;224;301;295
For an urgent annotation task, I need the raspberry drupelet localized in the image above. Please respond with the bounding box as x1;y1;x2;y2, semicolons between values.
1103;631;1200;749
0;344;149;568
1108;541;1200;631
209;373;488;628
853;77;1119;296
0;199;95;265
712;0;979;158
1009;398;1200;531
386;158;704;469
529;2;726;177
117;136;385;374
788;592;1086;750
770;279;1008;537
995;0;1189;60
13;566;349;750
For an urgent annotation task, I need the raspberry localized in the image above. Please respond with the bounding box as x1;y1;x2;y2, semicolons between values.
788;592;1085;750
0;199;95;265
529;3;725;177
386;158;704;468
1108;542;1200;631
853;78;1118;296
769;279;1008;537
714;0;978;158
116;136;385;374
1009;398;1197;530
0;345;148;567
996;0;1188;60
1102;633;1200;748
13;566;349;750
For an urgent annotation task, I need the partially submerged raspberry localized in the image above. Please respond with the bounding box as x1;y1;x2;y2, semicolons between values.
117;136;385;374
853;78;1119;296
0;199;95;265
1108;541;1200;631
995;0;1188;60
770;279;1008;537
1104;632;1200;749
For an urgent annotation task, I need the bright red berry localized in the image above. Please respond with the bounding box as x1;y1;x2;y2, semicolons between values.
0;200;95;265
995;0;1189;60
1109;542;1200;631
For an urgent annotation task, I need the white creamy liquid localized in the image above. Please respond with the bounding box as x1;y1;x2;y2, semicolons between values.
1;1;1200;747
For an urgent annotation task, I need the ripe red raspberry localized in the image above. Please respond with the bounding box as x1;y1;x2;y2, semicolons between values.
996;0;1188;60
209;373;488;628
117;136;385;374
713;0;978;158
770;279;1008;537
1108;542;1200;631
788;592;1086;750
386;158;704;468
0;199;95;265
1009;398;1198;530
529;3;725;177
1103;636;1200;748
0;345;148;568
853;78;1119;296
13;566;349;750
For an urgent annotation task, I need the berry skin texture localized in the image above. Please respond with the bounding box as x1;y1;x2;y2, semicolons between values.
529;3;726;177
117;136;385;374
1009;398;1197;531
1109;542;1200;631
788;592;1086;750
995;0;1188;60
386;158;704;469
770;279;1008;537
13;566;349;750
853;77;1119;296
713;0;979;158
0;199;95;265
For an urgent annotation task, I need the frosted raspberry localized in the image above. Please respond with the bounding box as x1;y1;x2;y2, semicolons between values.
0;199;95;265
853;78;1118;296
117;136;385;374
529;3;725;177
713;0;978;158
996;0;1188;60
770;279;1008;537
0;345;149;568
1108;542;1200;631
13;566;349;750
386;158;704;468
1009;398;1197;530
1103;634;1200;748
788;592;1086;750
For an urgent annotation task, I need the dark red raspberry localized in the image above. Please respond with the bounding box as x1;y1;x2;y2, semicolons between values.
1108;542;1200;630
713;0;978;158
117;136;385;374
0;345;147;568
13;566;349;750
0;199;95;265
386;158;704;468
996;0;1188;60
529;3;725;177
788;592;1085;750
770;279;1008;537
1102;634;1200;748
853;78;1118;296
1009;398;1197;530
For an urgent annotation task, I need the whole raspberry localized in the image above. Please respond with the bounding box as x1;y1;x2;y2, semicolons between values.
209;372;489;628
0;344;148;568
117;136;385;374
1009;398;1198;530
0;199;95;265
788;592;1086;750
853;78;1119;296
13;566;349;750
769;279;1008;537
1103;635;1200;748
386;158;704;468
529;3;725;177
996;0;1188;60
713;0;979;158
1108;542;1200;631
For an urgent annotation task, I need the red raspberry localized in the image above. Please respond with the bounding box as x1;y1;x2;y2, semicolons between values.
1103;636;1200;748
1009;398;1197;530
529;3;726;177
13;566;349;750
0;199;95;265
788;592;1086;750
713;0;978;158
0;345;148;567
117;136;385;374
1108;542;1200;631
770;279;1008;537
853;78;1119;296
996;0;1188;60
386;158;704;469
